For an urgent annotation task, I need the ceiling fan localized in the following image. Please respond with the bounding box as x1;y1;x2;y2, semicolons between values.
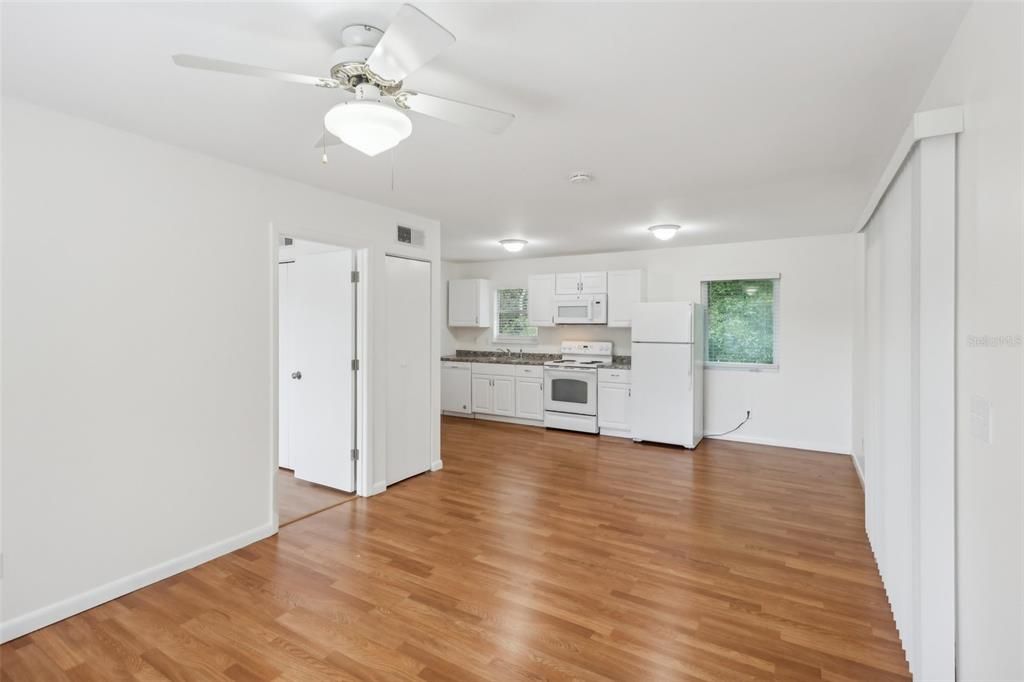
172;4;515;157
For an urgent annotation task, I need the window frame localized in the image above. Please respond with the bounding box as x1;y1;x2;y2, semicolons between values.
492;287;539;344
701;275;780;372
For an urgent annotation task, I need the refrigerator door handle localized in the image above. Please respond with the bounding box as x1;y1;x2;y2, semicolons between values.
688;355;693;391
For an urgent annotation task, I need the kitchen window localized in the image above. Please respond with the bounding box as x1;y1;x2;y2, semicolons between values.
494;288;538;343
701;277;779;370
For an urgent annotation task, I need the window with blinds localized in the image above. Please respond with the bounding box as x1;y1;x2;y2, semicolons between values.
701;278;779;368
494;288;538;342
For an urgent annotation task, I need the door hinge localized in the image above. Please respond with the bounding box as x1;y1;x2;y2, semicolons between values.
351;270;360;283
351;448;359;461
351;358;360;371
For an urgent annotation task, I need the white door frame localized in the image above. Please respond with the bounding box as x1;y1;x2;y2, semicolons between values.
269;223;370;530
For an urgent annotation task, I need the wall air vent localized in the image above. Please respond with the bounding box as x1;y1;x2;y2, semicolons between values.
396;225;425;247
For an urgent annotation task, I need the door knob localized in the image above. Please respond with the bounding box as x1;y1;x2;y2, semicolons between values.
291;371;302;380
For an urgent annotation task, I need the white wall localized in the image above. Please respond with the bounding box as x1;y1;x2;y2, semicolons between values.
915;2;1024;678
446;234;860;454
0;98;442;640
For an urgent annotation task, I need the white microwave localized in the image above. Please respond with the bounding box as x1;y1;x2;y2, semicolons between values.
554;294;607;324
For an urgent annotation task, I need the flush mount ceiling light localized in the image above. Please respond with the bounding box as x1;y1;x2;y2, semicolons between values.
499;239;528;253
568;172;593;184
324;84;412;156
648;224;681;241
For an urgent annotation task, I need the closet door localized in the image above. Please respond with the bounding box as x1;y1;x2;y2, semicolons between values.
385;256;432;486
290;250;355;492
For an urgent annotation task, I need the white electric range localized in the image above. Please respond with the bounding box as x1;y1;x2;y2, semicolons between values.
543;341;613;433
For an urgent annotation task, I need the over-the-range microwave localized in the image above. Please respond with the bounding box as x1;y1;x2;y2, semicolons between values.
554;294;607;324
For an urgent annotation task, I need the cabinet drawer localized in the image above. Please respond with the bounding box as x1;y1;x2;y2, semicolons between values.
514;365;543;378
442;361;470;370
598;368;631;384
471;362;516;376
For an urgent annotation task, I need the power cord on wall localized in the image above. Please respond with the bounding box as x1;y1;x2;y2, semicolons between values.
706;410;751;437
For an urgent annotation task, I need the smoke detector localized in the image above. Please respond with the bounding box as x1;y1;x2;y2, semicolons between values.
568;172;593;184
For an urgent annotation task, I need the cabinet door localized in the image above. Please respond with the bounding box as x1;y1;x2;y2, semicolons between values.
607;270;644;327
515;379;544;420
492;376;516;417
580;271;608;294
555;272;581;295
598;382;630;431
472;375;494;414
448;279;479;327
442;365;472;413
527;274;557;327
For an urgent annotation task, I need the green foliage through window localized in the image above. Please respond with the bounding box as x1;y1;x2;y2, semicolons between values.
496;288;538;339
703;279;777;366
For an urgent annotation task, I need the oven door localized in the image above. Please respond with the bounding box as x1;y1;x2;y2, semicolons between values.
554;295;593;324
544;369;597;415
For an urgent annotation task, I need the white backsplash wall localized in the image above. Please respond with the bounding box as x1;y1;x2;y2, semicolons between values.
444;233;860;454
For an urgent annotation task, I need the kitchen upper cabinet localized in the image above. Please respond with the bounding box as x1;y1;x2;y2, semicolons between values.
515;378;543;420
492;376;516;417
448;279;491;327
527;274;556;326
471;375;494;413
607;269;645;327
441;362;472;414
555;271;608;295
555;273;581;295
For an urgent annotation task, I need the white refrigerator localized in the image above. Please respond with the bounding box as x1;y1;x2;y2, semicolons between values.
630;302;704;448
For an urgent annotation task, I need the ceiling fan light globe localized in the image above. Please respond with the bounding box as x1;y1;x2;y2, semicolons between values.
324;101;412;157
648;224;681;241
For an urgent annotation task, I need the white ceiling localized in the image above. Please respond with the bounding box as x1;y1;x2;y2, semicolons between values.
2;2;967;261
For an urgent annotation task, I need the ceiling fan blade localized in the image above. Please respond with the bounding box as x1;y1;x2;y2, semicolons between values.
398;91;515;134
172;54;341;89
313;131;343;149
365;5;455;83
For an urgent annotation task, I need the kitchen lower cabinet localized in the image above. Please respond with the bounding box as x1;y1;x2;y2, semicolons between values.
492;376;516;417
471;375;494;413
441;362;472;414
515;378;544;420
598;368;632;436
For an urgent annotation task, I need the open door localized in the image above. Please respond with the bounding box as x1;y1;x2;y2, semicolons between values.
286;249;355;492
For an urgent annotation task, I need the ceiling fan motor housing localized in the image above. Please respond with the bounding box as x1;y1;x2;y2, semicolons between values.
329;45;402;94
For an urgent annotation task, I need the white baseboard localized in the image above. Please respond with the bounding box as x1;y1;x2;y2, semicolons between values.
705;432;851;456
851;453;866;487
0;521;276;644
430;459;444;472
472;413;545;427
367;481;387;496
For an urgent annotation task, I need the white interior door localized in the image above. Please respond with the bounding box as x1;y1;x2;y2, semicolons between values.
289;250;355;492
386;256;432;486
278;262;294;470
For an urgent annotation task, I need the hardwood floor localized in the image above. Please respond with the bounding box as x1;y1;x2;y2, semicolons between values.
1;417;909;681
277;469;355;526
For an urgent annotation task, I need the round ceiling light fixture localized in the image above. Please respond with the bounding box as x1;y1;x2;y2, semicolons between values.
568;172;593;184
324;84;412;157
499;239;528;253
648;224;681;241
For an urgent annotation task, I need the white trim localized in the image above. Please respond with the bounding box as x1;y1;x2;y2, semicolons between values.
700;272;781;282
472;413;545;428
851;453;865;488
0;522;276;643
705;432;851;456
430;459;444;472
855;106;964;233
368;481;387;496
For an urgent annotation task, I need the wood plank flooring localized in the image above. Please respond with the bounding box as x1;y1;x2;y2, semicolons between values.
277;469;355;526
1;417;909;680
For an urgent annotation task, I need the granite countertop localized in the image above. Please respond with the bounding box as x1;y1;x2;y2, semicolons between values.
441;351;631;369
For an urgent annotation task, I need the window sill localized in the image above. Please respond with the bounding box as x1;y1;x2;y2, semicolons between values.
705;362;779;372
